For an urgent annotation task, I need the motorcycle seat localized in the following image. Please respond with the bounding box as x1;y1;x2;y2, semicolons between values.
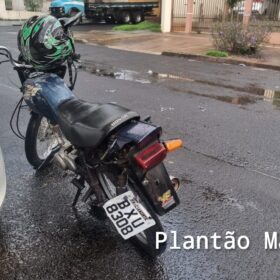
57;98;140;148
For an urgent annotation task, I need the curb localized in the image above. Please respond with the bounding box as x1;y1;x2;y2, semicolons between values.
162;52;280;72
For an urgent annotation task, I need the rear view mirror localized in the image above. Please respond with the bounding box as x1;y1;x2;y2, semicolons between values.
59;11;82;29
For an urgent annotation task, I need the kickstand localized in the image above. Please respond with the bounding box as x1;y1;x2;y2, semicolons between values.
72;177;85;207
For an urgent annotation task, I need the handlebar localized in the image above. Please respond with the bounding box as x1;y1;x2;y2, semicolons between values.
0;46;33;69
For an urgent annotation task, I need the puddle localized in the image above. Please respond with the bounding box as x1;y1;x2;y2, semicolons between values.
81;64;151;84
114;70;151;84
213;95;255;105
202;186;226;202
170;86;280;108
169;87;257;106
150;72;195;82
263;89;280;108
81;62;280;108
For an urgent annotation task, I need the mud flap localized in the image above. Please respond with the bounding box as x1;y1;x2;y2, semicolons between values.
141;163;180;216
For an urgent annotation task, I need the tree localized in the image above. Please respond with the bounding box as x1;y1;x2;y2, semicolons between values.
24;0;42;11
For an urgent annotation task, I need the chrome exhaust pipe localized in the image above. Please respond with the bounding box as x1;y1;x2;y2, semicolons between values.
170;176;181;192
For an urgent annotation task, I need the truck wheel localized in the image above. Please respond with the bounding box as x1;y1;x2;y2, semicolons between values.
121;11;131;24
105;15;115;24
131;11;144;24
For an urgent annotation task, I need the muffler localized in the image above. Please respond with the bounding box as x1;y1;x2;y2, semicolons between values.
170;176;181;192
53;152;77;171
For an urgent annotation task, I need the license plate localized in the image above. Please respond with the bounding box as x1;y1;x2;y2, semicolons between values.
103;191;156;240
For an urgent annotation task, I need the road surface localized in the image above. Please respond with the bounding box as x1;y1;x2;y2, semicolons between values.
1;25;280;280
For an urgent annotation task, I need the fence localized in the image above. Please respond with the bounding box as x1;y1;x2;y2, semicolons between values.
171;0;228;32
171;0;280;33
248;0;280;30
171;0;187;32
192;0;227;32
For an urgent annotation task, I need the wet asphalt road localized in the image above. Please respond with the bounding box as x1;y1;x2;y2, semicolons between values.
1;25;280;279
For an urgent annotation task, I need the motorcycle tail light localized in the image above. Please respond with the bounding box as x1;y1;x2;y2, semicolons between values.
134;142;167;171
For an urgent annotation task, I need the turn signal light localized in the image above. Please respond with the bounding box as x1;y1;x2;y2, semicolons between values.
135;142;167;170
164;139;183;152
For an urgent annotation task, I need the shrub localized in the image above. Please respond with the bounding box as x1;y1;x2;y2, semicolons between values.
25;0;42;11
211;22;272;55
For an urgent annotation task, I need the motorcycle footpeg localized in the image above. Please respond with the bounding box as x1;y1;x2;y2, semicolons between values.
37;145;61;171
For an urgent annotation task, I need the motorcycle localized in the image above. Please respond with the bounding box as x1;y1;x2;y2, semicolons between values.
0;147;6;208
0;13;183;256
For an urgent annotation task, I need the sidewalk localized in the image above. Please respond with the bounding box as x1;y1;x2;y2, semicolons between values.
74;29;280;70
75;30;213;55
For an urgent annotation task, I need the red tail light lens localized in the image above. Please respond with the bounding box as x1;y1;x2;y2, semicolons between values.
134;142;167;170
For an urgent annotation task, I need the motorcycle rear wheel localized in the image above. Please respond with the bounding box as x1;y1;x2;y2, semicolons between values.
97;170;167;257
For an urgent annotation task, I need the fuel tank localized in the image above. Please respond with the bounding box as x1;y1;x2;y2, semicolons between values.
22;73;74;122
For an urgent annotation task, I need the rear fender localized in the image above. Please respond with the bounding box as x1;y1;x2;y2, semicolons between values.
115;120;162;151
115;121;180;215
130;163;180;216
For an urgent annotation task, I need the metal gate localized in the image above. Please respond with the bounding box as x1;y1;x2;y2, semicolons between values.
171;0;226;32
171;0;280;33
192;0;227;32
172;0;187;32
249;0;280;30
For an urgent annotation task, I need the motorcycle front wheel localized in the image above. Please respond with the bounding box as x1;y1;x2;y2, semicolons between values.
25;113;59;169
97;170;167;257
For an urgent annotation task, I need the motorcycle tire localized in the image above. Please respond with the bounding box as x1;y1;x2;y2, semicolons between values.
25;113;57;169
97;170;167;257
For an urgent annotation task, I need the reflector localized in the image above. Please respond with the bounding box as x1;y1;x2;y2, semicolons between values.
164;139;183;152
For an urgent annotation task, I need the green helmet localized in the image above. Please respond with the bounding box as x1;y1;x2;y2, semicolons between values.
18;15;74;70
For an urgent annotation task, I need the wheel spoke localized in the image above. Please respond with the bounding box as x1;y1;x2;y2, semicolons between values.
36;118;58;160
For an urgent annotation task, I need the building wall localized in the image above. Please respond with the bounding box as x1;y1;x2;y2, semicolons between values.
0;0;46;19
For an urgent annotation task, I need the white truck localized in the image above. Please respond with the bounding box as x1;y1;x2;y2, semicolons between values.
84;0;159;24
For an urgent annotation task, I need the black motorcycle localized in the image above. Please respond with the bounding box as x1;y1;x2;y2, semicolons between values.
0;13;183;256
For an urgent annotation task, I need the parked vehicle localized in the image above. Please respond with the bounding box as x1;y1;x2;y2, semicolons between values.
0;148;6;208
85;0;159;24
50;0;84;18
0;13;183;256
233;0;265;15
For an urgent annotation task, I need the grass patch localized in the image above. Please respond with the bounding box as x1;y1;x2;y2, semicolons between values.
206;50;229;57
112;21;161;32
